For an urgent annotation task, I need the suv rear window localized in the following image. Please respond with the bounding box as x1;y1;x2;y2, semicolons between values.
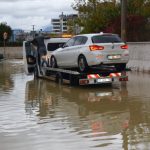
92;35;122;43
47;43;65;51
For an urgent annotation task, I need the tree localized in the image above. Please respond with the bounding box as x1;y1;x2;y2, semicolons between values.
105;15;149;41
72;0;150;41
105;0;150;41
0;23;12;42
127;0;150;17
72;0;120;33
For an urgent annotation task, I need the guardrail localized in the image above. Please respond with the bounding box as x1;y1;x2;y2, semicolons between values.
127;42;150;72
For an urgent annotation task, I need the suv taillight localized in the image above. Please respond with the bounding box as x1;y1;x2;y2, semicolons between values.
121;44;128;49
89;45;104;51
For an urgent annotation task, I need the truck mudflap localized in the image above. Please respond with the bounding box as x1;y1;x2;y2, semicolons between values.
79;72;128;85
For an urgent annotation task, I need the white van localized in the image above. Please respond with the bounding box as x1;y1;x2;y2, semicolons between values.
44;37;69;58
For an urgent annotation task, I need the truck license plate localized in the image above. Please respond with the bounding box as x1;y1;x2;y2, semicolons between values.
97;78;112;83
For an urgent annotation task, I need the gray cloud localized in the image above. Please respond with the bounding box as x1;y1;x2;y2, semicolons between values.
0;0;76;30
0;0;38;2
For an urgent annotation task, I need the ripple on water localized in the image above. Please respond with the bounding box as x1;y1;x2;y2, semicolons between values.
1;61;150;150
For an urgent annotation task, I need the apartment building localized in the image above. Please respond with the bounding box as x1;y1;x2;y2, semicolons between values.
51;12;78;34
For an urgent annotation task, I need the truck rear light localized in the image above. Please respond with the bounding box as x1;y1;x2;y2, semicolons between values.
119;76;128;81
79;79;89;85
121;44;128;49
89;45;104;51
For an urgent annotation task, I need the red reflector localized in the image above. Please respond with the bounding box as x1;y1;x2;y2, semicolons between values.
121;44;128;49
79;79;89;85
109;73;121;78
87;74;100;79
119;77;128;81
89;45;104;51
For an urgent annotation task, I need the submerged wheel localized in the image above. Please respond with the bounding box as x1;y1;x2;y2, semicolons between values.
78;55;89;73
34;65;39;78
50;56;57;68
115;63;126;71
56;72;63;84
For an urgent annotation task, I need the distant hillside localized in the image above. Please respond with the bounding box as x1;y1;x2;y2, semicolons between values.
43;25;52;32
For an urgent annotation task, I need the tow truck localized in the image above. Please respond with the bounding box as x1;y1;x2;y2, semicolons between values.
23;38;128;86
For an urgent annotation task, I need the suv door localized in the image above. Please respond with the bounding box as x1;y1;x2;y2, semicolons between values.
55;37;76;67
57;36;87;67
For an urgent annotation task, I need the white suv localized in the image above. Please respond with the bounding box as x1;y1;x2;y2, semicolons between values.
50;33;129;72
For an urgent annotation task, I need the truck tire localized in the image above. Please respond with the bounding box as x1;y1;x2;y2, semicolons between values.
34;65;39;78
115;63;126;71
70;75;79;86
56;72;63;84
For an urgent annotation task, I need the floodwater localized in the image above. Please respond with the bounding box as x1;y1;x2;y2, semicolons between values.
0;60;150;150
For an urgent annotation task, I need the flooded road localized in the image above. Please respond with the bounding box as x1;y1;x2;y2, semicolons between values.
0;60;150;150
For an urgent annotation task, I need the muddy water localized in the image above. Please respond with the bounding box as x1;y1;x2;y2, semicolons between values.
0;60;150;150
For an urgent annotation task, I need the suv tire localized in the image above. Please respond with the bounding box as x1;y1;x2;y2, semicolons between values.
78;55;89;73
50;56;57;68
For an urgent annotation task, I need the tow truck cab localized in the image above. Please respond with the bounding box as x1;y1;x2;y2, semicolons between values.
23;37;69;75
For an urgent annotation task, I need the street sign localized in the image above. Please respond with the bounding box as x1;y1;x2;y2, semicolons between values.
3;32;8;40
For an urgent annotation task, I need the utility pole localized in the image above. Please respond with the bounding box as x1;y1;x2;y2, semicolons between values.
32;25;35;38
121;0;127;42
32;25;35;31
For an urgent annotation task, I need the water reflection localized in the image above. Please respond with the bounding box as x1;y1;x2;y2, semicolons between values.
123;100;150;150
124;72;150;150
0;60;150;150
24;74;150;149
0;60;24;93
25;79;130;148
25;79;129;115
0;61;14;92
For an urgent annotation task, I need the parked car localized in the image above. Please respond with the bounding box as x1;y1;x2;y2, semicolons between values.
50;33;129;72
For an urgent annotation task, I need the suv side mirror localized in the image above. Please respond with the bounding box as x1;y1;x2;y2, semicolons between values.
59;43;64;48
61;43;68;48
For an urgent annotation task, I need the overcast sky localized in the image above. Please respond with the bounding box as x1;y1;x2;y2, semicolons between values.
0;0;76;31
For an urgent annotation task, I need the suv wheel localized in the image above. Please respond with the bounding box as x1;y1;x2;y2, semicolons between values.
78;55;89;73
50;56;57;68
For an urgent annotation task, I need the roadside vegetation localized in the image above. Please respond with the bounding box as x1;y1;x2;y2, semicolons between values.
0;23;22;47
72;0;150;41
0;0;149;43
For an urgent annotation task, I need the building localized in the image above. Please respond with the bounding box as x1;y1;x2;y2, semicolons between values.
51;12;78;34
51;19;61;33
10;29;25;42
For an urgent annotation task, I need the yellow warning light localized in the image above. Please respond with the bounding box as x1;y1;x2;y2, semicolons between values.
61;34;73;38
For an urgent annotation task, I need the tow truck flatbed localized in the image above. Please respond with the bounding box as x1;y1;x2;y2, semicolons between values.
23;40;128;86
37;65;128;86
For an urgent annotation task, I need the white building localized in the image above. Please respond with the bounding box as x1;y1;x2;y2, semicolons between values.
51;12;78;34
